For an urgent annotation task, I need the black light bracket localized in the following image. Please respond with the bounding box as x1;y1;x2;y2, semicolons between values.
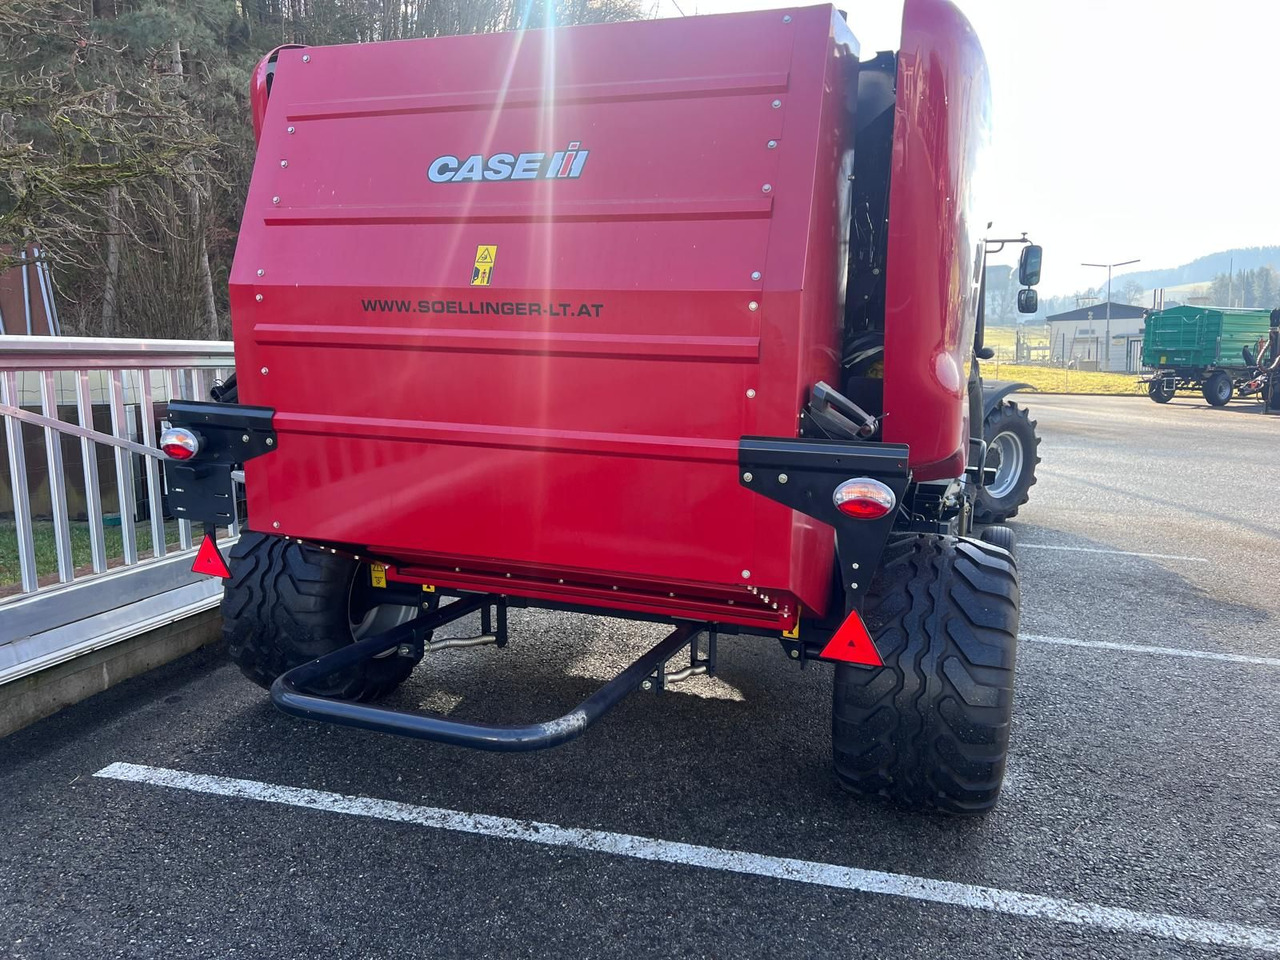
739;437;911;613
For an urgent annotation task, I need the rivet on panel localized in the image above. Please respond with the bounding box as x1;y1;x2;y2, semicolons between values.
767;140;778;149
746;388;757;398
272;521;280;529
742;570;751;580
260;366;269;375
782;14;792;22
850;582;859;590
743;471;753;482
761;183;772;193
287;126;296;134
748;301;759;312
272;196;280;204
256;268;265;277
302;54;311;62
751;271;762;281
779;473;788;483
771;99;782;109
280;159;289;168
255;293;263;302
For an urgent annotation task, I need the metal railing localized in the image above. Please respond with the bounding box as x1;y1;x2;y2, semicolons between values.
1;337;235;669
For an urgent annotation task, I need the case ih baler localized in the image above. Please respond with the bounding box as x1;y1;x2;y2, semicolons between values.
163;0;1042;814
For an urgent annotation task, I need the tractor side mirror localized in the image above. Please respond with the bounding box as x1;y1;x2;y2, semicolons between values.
1018;245;1043;287
1017;287;1039;314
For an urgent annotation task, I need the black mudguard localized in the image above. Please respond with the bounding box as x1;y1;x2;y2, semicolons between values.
982;381;1034;419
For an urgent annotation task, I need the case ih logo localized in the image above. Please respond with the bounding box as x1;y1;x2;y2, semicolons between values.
428;143;589;183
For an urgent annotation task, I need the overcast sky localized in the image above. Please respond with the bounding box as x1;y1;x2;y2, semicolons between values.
647;0;1280;295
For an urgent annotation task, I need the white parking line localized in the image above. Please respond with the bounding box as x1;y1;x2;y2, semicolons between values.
1019;544;1209;563
94;762;1280;954
1021;634;1280;668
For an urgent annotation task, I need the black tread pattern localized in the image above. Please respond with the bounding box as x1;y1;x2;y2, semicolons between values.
832;535;1019;815
223;532;418;701
974;401;1040;523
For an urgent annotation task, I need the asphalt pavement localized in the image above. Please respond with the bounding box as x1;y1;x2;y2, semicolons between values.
2;393;1278;959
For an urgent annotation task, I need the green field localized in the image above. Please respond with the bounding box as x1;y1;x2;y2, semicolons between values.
978;361;1144;396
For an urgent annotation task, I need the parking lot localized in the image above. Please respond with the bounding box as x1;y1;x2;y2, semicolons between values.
2;393;1278;959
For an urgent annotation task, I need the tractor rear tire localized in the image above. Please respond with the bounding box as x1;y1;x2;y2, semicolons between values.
974;401;1040;523
1148;378;1174;403
832;535;1019;816
1202;370;1232;407
980;525;1015;554
223;532;424;700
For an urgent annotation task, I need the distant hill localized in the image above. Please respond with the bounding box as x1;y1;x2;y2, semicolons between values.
1115;246;1280;290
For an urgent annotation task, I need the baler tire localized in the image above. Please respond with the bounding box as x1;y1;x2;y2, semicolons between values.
1148;379;1174;403
1202;371;1232;407
222;532;423;701
974;401;1040;524
832;534;1019;816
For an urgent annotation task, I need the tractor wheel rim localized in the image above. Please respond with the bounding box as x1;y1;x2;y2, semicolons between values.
986;431;1024;500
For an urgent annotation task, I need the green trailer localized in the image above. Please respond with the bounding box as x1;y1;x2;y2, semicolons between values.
1141;305;1274;405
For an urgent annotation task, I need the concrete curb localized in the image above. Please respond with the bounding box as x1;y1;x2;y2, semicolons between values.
0;609;222;739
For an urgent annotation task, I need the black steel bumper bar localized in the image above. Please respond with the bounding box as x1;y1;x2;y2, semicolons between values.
271;597;706;751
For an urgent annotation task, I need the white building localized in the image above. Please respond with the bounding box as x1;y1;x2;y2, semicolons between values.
1045;302;1148;372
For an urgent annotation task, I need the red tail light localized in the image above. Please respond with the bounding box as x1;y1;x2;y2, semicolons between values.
832;478;896;520
159;427;201;460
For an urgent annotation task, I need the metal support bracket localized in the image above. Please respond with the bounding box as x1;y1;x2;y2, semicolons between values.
645;628;717;691
427;597;509;651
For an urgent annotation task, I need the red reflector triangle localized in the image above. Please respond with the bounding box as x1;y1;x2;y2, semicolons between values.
819;610;883;667
192;533;232;579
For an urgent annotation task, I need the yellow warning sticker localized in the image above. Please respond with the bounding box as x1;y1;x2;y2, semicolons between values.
421;583;436;593
370;563;387;588
782;623;800;639
471;245;497;286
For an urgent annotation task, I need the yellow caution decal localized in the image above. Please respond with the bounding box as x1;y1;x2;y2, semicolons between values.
782;622;800;640
422;583;436;593
370;563;387;588
471;245;497;286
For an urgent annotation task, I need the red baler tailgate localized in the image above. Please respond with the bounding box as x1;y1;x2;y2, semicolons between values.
232;7;857;614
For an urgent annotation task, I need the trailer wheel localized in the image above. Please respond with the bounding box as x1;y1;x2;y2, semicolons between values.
223;532;424;700
832;535;1019;815
1202;370;1232;406
974;401;1039;523
1148;378;1174;403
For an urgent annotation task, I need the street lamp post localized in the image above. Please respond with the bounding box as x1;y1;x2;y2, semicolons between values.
1082;259;1140;370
